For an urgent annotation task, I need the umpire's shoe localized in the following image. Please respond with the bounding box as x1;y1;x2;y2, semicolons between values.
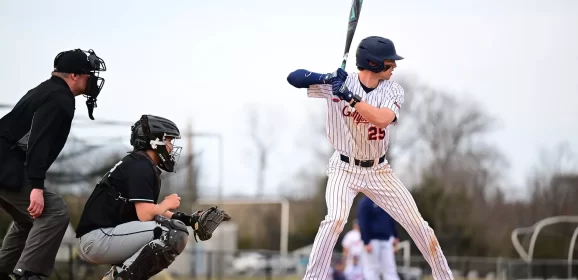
8;270;43;280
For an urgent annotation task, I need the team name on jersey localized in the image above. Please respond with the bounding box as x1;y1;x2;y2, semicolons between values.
342;106;368;124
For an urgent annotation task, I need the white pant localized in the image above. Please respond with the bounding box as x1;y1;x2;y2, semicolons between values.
301;152;453;280
362;238;399;280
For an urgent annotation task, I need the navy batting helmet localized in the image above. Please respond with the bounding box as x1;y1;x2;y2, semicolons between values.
356;36;403;73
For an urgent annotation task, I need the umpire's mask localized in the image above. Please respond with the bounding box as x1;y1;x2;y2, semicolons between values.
53;48;107;120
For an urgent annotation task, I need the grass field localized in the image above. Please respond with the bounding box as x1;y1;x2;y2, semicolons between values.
150;272;482;280
174;277;300;280
153;276;482;280
151;274;301;280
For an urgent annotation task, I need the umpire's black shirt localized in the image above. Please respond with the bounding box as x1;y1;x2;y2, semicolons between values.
75;152;162;238
0;76;75;191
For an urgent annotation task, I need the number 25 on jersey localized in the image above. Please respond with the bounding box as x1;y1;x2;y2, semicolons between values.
368;126;385;140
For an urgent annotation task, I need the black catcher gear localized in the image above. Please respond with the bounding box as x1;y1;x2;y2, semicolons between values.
130;115;182;173
171;211;194;226
192;206;232;242
115;216;189;279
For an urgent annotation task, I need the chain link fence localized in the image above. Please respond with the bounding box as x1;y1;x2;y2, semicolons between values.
41;244;578;280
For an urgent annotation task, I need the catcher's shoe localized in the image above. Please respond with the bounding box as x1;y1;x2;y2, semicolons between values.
102;266;121;280
9;270;43;280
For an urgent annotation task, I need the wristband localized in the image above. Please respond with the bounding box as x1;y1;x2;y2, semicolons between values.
338;84;361;105
350;94;361;107
171;211;194;227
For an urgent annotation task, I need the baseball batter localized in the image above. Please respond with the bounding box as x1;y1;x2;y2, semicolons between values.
287;36;454;280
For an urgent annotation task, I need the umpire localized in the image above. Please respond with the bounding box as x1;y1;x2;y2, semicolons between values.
0;48;107;279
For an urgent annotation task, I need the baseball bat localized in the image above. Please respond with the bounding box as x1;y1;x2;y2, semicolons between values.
341;0;364;70
333;0;364;102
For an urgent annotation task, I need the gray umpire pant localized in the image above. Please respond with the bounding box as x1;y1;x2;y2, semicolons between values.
0;186;70;276
77;221;171;267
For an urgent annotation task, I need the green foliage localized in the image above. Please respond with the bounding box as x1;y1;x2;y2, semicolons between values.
288;176;328;250
532;223;576;259
288;174;366;252
288;217;321;251
410;175;490;256
237;235;254;250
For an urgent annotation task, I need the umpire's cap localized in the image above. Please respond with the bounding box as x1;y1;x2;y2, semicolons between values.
53;49;93;75
356;36;403;73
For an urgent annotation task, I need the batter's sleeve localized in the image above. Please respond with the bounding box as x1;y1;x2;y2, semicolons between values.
380;82;405;124
125;160;157;203
356;198;372;245
307;84;333;99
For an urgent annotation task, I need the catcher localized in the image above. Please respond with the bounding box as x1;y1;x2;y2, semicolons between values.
74;114;231;280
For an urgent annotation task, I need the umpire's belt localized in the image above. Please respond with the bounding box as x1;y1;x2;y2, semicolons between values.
340;154;385;168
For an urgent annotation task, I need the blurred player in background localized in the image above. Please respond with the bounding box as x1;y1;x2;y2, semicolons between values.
358;195;400;280
341;219;364;267
329;261;347;280
343;255;363;280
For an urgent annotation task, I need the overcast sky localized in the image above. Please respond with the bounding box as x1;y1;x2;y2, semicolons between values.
1;0;577;200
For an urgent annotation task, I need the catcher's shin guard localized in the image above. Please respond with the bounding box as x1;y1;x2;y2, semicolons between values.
116;218;189;279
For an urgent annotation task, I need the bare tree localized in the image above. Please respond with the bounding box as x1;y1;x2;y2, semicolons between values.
46;136;126;194
285;105;334;200
395;77;508;198
244;103;283;197
389;74;514;256
527;143;578;219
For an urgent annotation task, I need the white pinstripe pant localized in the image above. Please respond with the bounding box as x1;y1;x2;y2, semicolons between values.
302;152;454;280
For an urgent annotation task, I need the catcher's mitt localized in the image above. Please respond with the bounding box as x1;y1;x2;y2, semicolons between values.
193;206;231;242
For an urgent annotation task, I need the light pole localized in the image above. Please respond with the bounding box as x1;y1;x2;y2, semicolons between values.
187;132;225;280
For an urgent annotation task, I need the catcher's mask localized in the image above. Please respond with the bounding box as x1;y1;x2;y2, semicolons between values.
53;48;107;120
130;114;183;173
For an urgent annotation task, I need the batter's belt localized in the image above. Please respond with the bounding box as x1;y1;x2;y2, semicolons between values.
340;154;385;168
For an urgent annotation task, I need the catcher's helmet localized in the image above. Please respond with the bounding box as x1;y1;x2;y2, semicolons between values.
130;115;182;173
356;36;403;73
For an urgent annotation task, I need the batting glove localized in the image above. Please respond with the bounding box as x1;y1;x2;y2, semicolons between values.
332;79;361;106
323;68;348;84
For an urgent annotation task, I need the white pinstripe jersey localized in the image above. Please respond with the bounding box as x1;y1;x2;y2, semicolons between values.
307;72;405;160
